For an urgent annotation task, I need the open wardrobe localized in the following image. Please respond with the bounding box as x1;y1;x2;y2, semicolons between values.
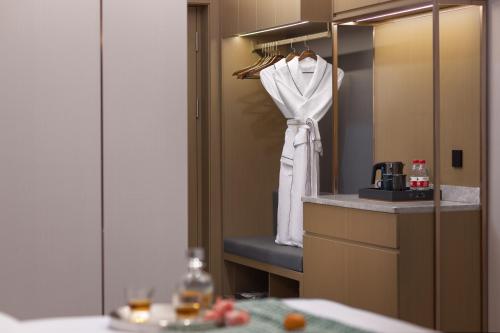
188;0;488;332
0;0;499;331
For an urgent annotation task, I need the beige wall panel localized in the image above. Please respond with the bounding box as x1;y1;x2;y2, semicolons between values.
103;0;187;312
489;1;500;331
373;7;481;186
275;0;301;26
238;0;257;33
0;0;101;319
221;37;285;238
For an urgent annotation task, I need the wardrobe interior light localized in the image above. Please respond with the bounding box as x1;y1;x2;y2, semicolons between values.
238;21;310;37
355;4;433;23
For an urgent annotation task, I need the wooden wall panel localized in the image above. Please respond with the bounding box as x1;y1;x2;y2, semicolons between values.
441;211;482;332
188;7;199;249
488;2;500;331
373;6;481;186
221;37;285;238
398;213;434;328
373;12;434;178
439;7;481;187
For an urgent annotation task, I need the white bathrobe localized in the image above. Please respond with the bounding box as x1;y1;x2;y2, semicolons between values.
273;56;344;247
259;58;295;119
261;59;297;246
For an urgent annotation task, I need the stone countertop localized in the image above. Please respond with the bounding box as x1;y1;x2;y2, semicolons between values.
302;194;481;214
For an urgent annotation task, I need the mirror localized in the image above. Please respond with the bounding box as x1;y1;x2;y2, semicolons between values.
336;5;481;194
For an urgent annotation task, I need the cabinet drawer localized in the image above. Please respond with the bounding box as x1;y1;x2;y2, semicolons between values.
304;203;398;248
303;235;398;317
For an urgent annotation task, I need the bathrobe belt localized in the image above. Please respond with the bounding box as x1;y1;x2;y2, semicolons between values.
281;118;322;197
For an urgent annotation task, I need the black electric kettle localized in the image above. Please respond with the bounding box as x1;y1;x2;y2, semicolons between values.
371;162;405;185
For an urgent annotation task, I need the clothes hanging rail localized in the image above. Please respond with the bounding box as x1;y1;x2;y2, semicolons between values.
253;31;332;52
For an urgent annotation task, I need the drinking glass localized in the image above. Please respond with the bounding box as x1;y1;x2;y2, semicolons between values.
125;287;154;323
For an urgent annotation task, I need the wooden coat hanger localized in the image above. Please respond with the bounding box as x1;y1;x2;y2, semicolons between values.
298;38;317;61
240;42;282;79
233;56;264;76
233;42;267;77
236;43;273;79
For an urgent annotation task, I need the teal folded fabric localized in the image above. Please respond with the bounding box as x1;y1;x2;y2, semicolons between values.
219;298;373;333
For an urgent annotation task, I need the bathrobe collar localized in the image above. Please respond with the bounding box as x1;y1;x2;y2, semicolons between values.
286;56;328;99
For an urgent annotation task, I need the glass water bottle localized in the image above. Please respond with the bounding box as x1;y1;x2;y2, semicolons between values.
173;248;214;319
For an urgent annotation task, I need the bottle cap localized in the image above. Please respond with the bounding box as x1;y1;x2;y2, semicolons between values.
412;160;420;164
420;160;426;164
187;247;205;260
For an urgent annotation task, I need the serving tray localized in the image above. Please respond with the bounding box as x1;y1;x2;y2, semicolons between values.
109;303;216;332
359;188;438;202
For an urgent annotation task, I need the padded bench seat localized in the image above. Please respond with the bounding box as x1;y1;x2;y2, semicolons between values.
224;236;303;272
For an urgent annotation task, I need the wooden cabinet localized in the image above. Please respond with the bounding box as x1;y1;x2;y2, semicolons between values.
222;0;239;38
257;0;276;30
303;203;434;327
222;0;331;37
239;0;257;34
302;203;482;331
333;0;394;14
275;0;301;27
304;234;398;317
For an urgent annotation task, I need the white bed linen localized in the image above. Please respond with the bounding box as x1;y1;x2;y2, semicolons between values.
12;299;435;333
0;312;20;333
283;299;434;333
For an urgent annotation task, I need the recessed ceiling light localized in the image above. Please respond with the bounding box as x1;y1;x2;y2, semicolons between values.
356;5;433;23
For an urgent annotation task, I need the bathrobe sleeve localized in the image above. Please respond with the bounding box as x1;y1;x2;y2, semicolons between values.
260;60;294;119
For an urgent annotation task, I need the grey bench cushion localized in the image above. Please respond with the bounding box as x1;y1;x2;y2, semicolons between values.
224;236;303;272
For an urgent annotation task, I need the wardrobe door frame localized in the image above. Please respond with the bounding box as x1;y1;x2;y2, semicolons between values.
330;1;488;330
188;0;223;295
